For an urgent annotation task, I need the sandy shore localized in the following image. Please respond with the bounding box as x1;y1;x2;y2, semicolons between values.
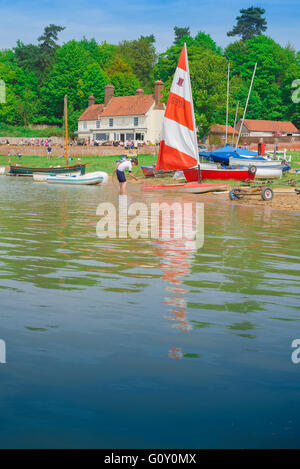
214;187;300;213
135;178;300;213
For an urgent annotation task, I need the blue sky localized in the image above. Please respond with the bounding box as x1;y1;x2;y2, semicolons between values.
0;0;299;52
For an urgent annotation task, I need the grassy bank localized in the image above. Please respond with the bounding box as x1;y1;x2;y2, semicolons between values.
0;151;299;185
0;153;156;177
0;123;64;138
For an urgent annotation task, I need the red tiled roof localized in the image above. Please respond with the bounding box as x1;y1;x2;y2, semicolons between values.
101;95;155;117
78;104;105;121
78;94;155;121
210;124;237;134
242;119;299;133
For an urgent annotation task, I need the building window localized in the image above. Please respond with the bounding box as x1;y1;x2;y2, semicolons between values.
96;120;100;129
135;133;144;141
134;117;139;126
109;118;113;127
83;121;87;129
126;133;134;140
95;133;109;141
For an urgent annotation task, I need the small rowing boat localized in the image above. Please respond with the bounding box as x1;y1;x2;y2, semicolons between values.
141;165;155;177
46;171;108;185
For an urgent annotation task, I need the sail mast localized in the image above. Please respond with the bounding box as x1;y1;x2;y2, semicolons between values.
230;101;239;152
64;95;69;166
235;63;257;149
184;43;201;182
225;62;230;146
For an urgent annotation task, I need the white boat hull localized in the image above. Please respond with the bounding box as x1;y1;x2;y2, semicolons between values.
255;167;283;179
33;171;81;182
46;171;108;185
229;157;283;167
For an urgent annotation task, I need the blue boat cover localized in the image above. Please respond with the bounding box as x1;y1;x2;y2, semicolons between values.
200;144;264;165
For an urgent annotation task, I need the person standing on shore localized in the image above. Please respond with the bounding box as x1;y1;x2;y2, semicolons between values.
114;158;139;195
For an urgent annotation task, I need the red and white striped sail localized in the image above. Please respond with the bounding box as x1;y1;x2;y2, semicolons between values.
156;44;199;171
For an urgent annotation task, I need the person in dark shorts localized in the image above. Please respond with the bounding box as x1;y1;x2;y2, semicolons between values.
114;157;139;194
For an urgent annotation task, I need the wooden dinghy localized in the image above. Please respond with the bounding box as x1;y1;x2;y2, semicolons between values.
142;182;228;194
8;163;86;177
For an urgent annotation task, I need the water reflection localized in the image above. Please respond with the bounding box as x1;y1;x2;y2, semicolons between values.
156;238;194;333
1;178;300;448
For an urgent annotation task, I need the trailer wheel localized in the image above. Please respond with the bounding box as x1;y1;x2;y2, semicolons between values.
248;165;257;175
229;188;241;200
261;187;273;201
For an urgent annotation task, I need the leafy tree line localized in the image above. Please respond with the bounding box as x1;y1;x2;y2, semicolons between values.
0;7;299;137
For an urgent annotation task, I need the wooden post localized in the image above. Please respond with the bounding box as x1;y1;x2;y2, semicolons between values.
64;95;69;166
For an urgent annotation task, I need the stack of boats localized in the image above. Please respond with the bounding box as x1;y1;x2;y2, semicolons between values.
196;144;291;180
142;146;290;183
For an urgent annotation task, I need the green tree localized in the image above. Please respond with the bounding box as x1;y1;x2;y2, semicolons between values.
78;37;102;63
38;24;65;72
110;72;141;96
173;26;191;45
40;41;108;125
14;41;41;76
227;7;267;41
118;36;157;89
104;55;133;77
14;88;40;126
98;41;118;69
225;35;300;124
194;32;222;55
156;44;241;137
0;50;39;125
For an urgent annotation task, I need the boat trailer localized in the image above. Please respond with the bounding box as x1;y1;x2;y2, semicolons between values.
229;179;300;202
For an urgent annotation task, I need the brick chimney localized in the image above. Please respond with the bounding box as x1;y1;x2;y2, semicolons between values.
88;94;95;107
104;84;114;106
154;80;164;110
135;88;144;96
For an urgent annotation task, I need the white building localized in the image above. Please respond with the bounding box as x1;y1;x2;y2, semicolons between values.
77;81;165;144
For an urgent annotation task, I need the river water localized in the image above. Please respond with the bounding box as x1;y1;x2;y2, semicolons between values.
0;176;300;448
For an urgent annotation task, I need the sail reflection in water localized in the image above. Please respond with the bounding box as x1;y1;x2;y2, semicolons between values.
152;199;200;359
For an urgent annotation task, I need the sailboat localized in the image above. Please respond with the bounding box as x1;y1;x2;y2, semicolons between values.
142;44;251;193
9;95;86;177
44;95;108;185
